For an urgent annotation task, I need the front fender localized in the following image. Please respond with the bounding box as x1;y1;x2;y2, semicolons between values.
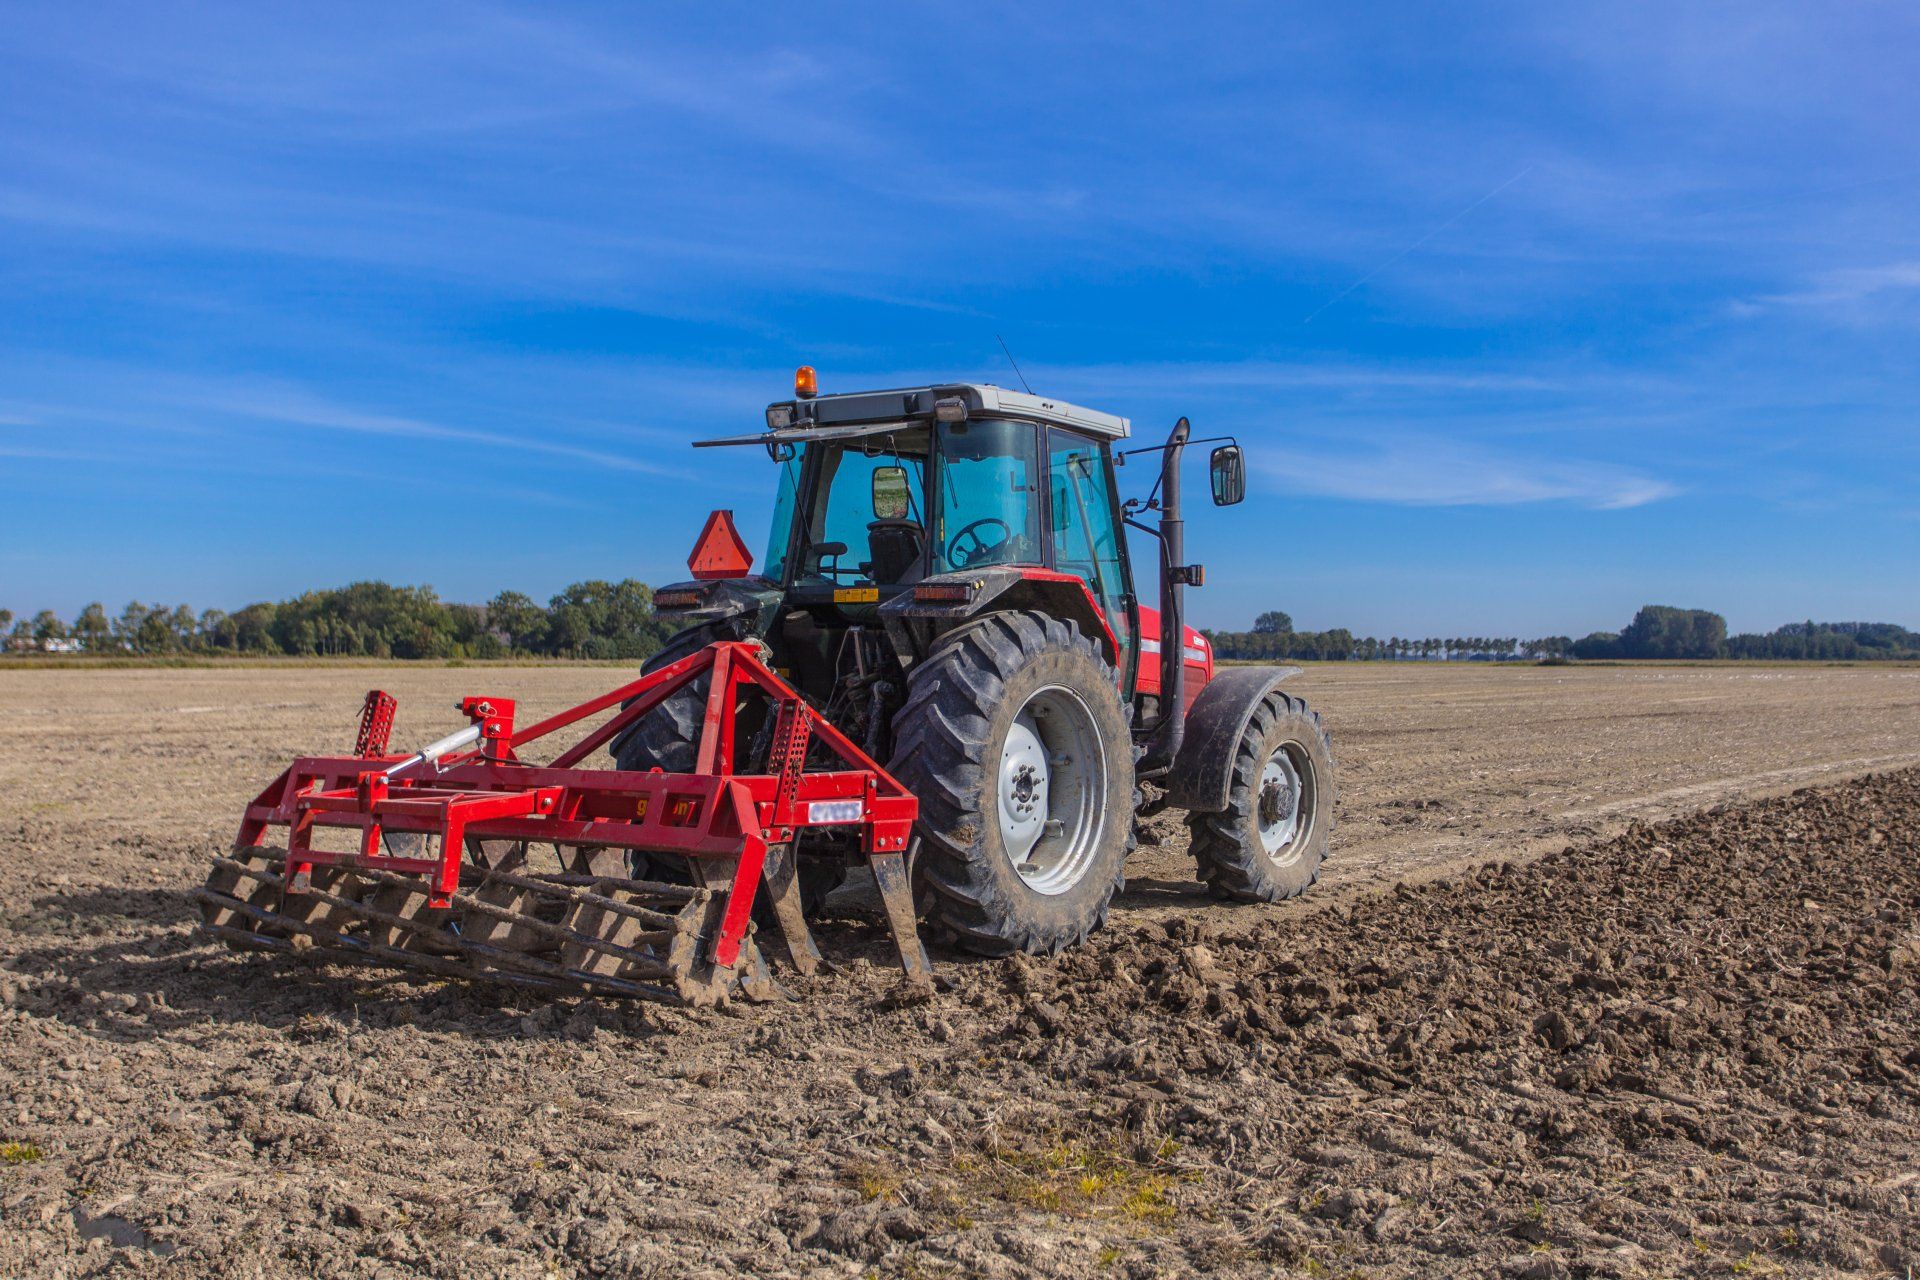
1164;665;1304;812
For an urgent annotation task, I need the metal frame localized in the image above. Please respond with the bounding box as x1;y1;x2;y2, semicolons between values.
228;641;930;993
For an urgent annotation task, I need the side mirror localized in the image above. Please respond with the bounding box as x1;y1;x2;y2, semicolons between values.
871;465;911;520
1209;444;1246;506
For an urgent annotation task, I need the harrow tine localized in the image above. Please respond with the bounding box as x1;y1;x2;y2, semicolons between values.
195;908;665;1000
468;864;687;928
193;887;632;997
202;853;736;1003
214;854;685;981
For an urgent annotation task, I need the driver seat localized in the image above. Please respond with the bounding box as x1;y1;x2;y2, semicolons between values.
864;519;925;584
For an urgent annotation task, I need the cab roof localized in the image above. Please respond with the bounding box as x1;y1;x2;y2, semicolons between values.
768;383;1130;440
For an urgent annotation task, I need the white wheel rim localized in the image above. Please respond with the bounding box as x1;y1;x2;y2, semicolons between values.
1257;747;1308;860
997;685;1107;895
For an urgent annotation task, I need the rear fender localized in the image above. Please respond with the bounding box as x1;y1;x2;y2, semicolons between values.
651;577;785;638
880;567;1120;666
1164;665;1304;812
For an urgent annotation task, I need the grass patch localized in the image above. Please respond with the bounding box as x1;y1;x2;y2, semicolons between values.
849;1160;905;1204
940;1125;1196;1232
1;1141;45;1166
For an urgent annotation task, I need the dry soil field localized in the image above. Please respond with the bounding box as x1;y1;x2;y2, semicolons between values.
1;662;1917;1278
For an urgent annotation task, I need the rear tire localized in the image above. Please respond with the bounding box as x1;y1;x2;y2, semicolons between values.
890;611;1134;956
1187;691;1333;902
611;622;845;915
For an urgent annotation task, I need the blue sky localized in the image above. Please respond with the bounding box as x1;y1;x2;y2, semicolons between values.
2;1;1916;636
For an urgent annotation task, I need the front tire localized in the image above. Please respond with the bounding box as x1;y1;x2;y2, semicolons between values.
1187;691;1333;901
890;611;1135;955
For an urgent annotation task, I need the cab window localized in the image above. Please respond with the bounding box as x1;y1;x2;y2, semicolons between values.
762;444;807;583
1048;429;1132;661
933;418;1042;572
792;433;929;585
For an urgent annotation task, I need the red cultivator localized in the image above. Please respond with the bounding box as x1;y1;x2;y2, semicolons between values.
195;641;932;1005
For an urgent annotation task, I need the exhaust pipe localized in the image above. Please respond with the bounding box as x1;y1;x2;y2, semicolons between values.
1154;416;1191;771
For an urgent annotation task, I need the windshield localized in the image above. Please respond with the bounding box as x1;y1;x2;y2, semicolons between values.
785;430;931;586
934;418;1042;572
762;445;808;583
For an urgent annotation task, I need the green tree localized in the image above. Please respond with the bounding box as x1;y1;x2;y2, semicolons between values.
31;610;68;643
169;604;197;649
197;608;228;652
1618;605;1727;659
1253;610;1294;635
73;603;112;651
228;603;279;653
1571;631;1621;660
545;579;667;660
137;605;178;653
487;590;547;653
114;602;151;651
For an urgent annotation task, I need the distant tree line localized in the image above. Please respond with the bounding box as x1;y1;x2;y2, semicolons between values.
1209;605;1920;663
1723;620;1920;661
1208;609;1524;662
0;581;677;661
5;593;1916;663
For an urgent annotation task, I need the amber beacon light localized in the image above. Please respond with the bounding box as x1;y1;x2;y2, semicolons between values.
794;365;818;398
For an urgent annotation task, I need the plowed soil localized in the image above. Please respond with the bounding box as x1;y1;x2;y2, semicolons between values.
1;663;1917;1278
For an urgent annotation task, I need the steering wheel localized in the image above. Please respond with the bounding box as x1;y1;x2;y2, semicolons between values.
946;517;1012;568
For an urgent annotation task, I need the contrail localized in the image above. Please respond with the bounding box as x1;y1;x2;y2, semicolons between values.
1303;165;1534;324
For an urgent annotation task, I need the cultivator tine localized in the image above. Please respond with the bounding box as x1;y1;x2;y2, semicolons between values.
873;838;935;996
758;840;822;976
676;851;779;1003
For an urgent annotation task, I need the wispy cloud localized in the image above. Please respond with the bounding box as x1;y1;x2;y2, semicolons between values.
180;387;685;477
1749;262;1920;312
1254;436;1677;510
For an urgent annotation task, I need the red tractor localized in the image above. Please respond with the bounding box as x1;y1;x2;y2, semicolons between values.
198;372;1333;1002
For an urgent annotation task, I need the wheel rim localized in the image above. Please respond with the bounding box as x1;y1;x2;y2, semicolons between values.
1256;745;1314;863
997;684;1108;896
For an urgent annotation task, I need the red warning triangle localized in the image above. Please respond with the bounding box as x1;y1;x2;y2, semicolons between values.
687;509;754;580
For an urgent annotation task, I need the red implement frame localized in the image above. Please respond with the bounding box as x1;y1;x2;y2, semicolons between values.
231;642;927;986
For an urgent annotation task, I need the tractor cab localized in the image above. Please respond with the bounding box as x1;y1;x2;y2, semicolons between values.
684;377;1154;697
667;372;1255;739
752;386;1130;611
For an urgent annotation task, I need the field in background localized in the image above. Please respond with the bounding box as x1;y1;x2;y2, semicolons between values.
5;661;1914;896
